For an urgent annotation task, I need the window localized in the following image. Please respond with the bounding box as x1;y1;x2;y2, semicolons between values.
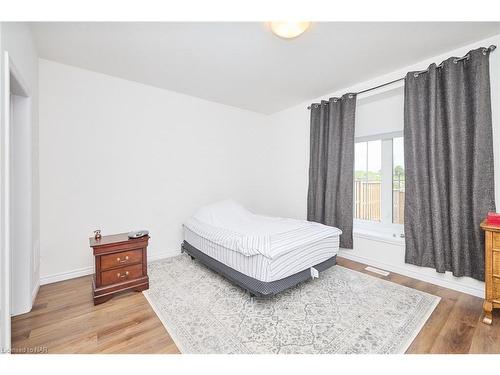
354;140;381;221
392;137;405;224
354;133;404;231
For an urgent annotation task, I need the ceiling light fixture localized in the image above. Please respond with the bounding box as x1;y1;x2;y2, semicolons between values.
269;21;311;39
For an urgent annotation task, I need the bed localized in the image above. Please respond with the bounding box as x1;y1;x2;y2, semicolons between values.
182;200;341;297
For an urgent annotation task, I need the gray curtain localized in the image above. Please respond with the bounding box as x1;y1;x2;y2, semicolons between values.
404;47;496;281
307;93;357;248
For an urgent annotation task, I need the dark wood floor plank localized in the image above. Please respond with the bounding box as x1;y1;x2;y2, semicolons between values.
405;294;457;353
429;293;484;353
469;309;500;353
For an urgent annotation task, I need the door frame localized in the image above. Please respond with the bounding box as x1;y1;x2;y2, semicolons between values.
0;50;32;353
1;51;11;353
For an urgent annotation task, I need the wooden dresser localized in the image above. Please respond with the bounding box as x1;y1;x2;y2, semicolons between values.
480;220;500;324
89;233;149;305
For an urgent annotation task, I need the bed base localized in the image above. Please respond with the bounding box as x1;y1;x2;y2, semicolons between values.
181;240;337;298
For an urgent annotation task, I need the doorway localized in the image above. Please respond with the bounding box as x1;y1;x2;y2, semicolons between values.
1;51;34;353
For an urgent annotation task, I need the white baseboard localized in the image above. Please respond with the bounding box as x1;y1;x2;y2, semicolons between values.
11;282;40;317
37;248;485;298
338;251;485;298
149;250;177;262
39;250;178;286
10;282;42;317
31;281;40;304
40;265;94;285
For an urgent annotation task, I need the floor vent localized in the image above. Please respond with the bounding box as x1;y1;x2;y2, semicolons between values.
365;266;390;277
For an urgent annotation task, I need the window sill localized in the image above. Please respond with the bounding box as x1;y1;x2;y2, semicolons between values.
353;228;405;246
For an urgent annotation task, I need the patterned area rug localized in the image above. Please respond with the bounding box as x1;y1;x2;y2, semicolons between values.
143;254;440;354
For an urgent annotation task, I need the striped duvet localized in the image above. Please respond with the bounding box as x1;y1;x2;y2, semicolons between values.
183;201;341;282
184;226;340;282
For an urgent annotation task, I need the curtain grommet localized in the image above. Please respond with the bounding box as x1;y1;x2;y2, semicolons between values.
413;73;419;78
483;48;488;55
333;99;338;103
453;59;458;64
348;94;353;99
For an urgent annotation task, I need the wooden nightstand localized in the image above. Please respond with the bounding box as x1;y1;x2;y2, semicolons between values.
480;220;500;324
89;233;149;305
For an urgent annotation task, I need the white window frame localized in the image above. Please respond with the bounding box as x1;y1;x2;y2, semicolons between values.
353;131;404;238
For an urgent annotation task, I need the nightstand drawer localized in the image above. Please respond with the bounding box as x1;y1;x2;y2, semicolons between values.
494;251;500;275
101;264;143;286
493;276;500;298
101;249;143;270
493;232;500;250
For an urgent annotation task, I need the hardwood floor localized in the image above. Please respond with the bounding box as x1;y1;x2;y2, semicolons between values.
11;256;500;354
11;275;179;354
337;257;500;354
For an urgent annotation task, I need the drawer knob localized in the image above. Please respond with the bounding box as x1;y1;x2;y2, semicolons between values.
117;271;130;279
117;255;129;263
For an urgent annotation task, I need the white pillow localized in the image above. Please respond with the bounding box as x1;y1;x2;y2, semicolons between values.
193;199;250;226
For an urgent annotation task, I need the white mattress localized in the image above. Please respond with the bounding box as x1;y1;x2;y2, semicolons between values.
184;200;341;258
183;227;339;282
183;200;341;282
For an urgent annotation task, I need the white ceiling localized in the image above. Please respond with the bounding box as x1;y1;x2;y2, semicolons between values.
31;22;500;114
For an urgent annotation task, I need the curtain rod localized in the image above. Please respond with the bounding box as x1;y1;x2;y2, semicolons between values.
307;44;497;110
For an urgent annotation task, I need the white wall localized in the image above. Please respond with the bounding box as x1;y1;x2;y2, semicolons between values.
0;20;7;352
38;59;273;283
10;93;34;315
266;34;500;298
38;33;500;298
0;22;39;317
